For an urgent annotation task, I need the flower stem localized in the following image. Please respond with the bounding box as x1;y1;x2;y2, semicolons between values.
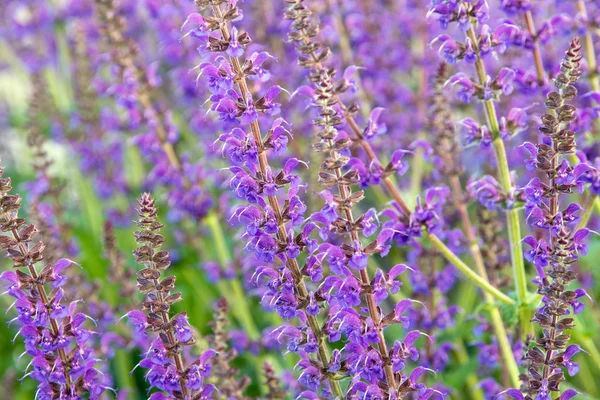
448;177;520;385
489;301;521;387
296;23;398;391
301;28;513;311
467;26;530;338
523;11;546;85
427;233;514;306
293;7;519;389
211;5;342;397
94;0;183;172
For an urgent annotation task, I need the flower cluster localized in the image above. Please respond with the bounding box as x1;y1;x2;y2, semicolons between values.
2;0;600;399
183;1;345;396
501;37;591;400
285;1;435;398
66;23;131;215
128;193;215;399
0;160;107;399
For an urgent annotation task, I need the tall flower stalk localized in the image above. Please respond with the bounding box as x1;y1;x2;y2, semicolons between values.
428;63;520;386
127;193;215;399
184;1;343;395
290;17;398;394
94;0;182;171
285;1;440;397
429;0;529;337
500;37;591;400
283;0;513;308
469;23;529;337
93;0;262;340
286;1;522;389
0;159;106;399
67;22;131;213
93;0;215;224
523;9;547;86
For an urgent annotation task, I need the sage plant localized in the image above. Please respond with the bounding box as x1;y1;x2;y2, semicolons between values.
93;0;212;222
183;1;345;396
501;37;591;400
285;1;437;398
128;193;216;399
0;160;107;399
2;0;600;399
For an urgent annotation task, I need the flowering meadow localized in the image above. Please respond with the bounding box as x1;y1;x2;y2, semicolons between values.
1;0;600;399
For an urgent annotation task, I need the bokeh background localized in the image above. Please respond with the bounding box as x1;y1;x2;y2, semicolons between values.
1;0;600;399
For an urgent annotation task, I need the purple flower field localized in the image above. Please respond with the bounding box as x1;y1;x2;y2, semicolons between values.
0;0;599;399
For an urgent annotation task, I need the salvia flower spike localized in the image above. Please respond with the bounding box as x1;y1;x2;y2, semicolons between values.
500;37;591;400
285;1;436;397
285;0;514;309
129;192;215;399
0;158;107;399
185;0;343;396
3;0;600;399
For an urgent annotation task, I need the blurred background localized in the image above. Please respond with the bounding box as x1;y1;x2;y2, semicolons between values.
1;0;600;399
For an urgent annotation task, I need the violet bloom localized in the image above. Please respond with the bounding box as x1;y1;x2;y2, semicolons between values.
502;38;592;400
184;0;343;396
285;0;433;397
93;0;212;223
128;193;215;398
0;162;107;399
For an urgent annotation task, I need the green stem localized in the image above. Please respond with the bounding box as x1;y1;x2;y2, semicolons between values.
427;233;515;306
467;26;530;337
495;140;529;337
429;232;520;387
448;176;520;385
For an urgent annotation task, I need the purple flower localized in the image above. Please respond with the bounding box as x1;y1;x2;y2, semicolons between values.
226;27;244;57
468;176;505;210
0;164;107;398
447;73;476;103
364;107;387;139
